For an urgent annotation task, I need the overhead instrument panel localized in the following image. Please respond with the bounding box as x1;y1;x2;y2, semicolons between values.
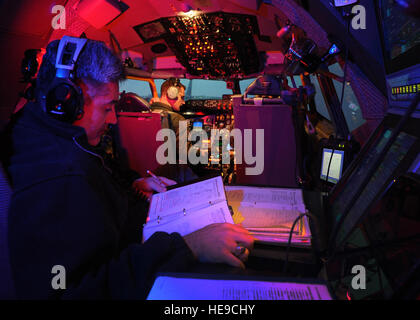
133;12;262;79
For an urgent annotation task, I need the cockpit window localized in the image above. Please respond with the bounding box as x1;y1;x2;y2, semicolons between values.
154;79;233;100
309;75;331;121
120;78;234;101
329;63;366;132
120;79;153;101
286;75;331;122
239;78;257;94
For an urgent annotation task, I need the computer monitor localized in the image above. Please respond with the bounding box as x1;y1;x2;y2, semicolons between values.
327;114;420;249
320;148;345;184
378;0;420;75
334;131;417;246
377;0;420;115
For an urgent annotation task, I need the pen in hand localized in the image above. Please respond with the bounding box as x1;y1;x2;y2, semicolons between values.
146;170;167;187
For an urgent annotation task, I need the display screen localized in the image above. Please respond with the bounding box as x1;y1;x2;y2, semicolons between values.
320;149;345;184
379;0;420;73
332;130;417;247
193;121;203;129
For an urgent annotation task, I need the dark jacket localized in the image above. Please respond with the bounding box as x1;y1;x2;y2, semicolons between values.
150;102;187;138
7;102;195;299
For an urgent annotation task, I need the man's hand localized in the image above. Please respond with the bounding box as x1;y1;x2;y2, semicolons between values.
183;223;255;269
132;177;177;199
149;97;161;104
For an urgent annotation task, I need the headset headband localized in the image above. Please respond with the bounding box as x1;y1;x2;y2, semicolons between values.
169;77;181;87
55;36;88;79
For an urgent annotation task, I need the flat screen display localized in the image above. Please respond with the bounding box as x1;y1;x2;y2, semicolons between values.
378;0;420;74
320;149;345;184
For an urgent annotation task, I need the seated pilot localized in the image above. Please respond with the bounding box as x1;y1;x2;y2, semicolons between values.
5;37;254;299
150;78;198;182
150;78;188;142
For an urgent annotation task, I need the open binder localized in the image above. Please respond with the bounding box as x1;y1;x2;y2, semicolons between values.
144;176;312;246
143;176;233;240
225;185;312;247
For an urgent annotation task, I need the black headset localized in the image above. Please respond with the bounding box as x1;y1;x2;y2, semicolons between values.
42;36;88;123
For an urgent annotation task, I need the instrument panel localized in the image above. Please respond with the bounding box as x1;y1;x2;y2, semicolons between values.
133;12;262;79
185;99;233;113
182;97;234;130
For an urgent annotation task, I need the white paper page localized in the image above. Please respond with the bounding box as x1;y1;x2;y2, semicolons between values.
226;186;306;212
143;201;233;241
225;186;305;206
239;206;301;229
147;276;332;300
302;215;312;237
252;234;312;246
149;176;225;221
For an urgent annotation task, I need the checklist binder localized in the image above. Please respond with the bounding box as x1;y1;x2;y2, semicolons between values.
225;185;312;247
143;175;234;241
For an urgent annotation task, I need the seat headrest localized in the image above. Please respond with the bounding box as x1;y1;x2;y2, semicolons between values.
117;91;151;112
245;75;284;97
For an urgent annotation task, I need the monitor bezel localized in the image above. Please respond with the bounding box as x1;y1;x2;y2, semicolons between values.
327;114;420;250
320;148;345;184
376;0;420;75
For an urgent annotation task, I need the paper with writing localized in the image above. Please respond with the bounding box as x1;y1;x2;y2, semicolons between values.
147;276;332;300
225;186;311;245
148;176;225;222
144;176;233;241
143;201;233;240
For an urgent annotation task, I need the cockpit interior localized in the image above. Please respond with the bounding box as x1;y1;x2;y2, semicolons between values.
0;0;419;301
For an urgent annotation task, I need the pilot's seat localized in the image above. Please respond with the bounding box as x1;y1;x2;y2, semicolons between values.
114;92;162;177
233;75;302;187
116;91;151;113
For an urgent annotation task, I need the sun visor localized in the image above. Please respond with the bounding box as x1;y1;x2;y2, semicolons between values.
76;0;123;29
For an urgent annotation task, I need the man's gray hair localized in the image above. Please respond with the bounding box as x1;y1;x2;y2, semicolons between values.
37;38;124;94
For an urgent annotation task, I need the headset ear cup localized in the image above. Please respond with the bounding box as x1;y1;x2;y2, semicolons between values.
167;86;179;100
45;79;84;123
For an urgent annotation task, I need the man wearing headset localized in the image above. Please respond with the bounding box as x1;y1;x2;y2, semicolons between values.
150;78;187;142
6;37;253;299
150;78;198;182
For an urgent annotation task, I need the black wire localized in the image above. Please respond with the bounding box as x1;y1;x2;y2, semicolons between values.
323;148;336;190
282;212;316;274
339;10;352;114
